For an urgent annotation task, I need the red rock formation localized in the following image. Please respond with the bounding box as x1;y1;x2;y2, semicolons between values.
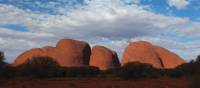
13;39;91;67
121;41;186;69
154;46;185;69
90;45;120;70
121;41;163;68
14;48;44;66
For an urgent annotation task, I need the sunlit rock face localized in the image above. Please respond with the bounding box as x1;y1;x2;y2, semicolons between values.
154;46;186;69
121;41;186;69
89;45;120;70
13;39;91;67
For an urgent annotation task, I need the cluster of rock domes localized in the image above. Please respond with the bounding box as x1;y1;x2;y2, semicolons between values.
13;39;186;70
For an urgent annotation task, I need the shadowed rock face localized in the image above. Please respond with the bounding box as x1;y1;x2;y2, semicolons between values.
13;39;91;67
90;45;120;70
121;41;186;69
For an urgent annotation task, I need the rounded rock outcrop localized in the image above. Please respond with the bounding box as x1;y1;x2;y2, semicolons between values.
13;48;45;66
121;41;186;69
56;39;91;66
13;39;91;67
154;46;186;69
89;45;120;70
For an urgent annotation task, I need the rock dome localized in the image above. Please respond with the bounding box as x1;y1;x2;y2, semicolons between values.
121;41;185;69
13;39;91;67
89;45;120;70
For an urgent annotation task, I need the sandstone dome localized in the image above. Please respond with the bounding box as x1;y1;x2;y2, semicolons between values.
154;46;185;69
13;48;44;66
13;39;91;67
121;41;186;69
89;45;120;70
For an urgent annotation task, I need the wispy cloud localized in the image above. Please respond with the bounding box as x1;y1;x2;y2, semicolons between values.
0;0;200;62
168;0;190;10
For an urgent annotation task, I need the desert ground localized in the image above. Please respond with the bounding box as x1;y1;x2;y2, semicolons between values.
0;77;189;88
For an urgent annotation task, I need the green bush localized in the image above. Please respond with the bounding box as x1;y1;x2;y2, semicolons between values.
119;62;160;79
174;62;200;76
15;56;62;78
190;75;200;88
102;67;121;78
165;69;183;78
62;66;100;77
0;66;15;79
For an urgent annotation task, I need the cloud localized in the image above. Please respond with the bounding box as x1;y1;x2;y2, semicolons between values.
168;0;190;10
0;0;200;62
123;0;141;4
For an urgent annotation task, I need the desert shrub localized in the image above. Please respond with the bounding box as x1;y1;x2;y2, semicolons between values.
164;69;184;78
102;67;122;78
167;56;200;78
62;66;100;77
0;51;11;79
156;55;200;79
190;75;200;88
0;66;15;80
0;65;7;79
15;56;62;78
174;62;200;76
119;62;160;79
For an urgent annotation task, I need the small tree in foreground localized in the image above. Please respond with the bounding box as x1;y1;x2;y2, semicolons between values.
0;51;5;63
0;51;14;79
195;55;200;63
16;56;61;78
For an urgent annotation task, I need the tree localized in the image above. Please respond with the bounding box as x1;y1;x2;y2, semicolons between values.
119;62;160;79
0;51;13;79
0;51;5;62
196;55;200;63
16;56;62;78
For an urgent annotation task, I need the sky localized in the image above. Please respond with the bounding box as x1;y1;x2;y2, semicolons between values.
0;0;200;63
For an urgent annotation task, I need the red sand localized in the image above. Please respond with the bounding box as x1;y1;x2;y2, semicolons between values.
0;77;189;88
